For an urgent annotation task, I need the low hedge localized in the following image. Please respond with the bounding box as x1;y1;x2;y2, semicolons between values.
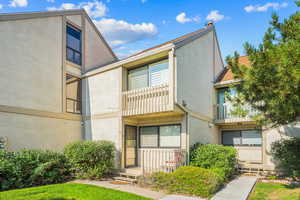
0;141;116;191
169;166;222;197
147;166;222;198
190;144;237;180
64;140;115;179
0;149;70;191
271;138;300;178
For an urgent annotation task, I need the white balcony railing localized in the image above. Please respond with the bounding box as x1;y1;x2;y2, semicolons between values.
214;104;259;123
139;149;187;174
122;84;170;116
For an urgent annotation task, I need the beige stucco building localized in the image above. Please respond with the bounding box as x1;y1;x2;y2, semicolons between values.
0;10;298;175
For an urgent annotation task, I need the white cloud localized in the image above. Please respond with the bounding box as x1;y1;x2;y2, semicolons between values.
93;18;157;47
9;0;28;7
244;2;288;13
206;10;224;22
176;12;200;24
47;0;107;18
116;49;142;59
0;4;3;9
47;0;55;2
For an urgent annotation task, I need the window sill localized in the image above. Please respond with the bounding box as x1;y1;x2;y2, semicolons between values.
65;60;82;70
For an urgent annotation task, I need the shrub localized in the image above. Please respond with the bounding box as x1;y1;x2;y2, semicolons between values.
0;149;70;191
168;166;222;197
271;138;300;178
64;141;115;179
190;144;237;180
140;167;222;198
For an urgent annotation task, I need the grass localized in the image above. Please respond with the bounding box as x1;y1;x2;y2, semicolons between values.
0;183;152;200
249;182;300;200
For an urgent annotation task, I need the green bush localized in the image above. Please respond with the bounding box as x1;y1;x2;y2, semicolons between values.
64;141;115;179
0;149;70;191
190;144;237;180
271;138;300;178
170;166;222;197
146;166;222;198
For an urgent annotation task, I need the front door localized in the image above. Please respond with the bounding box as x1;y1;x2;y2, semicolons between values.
125;126;137;167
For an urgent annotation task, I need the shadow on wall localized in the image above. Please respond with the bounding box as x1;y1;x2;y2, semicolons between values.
80;78;121;169
82;78;92;141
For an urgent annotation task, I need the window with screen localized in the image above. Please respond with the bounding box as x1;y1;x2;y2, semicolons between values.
222;130;262;146
66;25;82;65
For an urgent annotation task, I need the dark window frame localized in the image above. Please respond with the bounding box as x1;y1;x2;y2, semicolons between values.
221;129;262;147
66;24;82;66
139;124;181;149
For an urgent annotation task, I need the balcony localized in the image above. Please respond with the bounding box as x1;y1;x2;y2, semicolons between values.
214;104;259;124
122;84;171;116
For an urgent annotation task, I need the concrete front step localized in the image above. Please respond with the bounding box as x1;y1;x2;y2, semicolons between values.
113;176;137;184
119;172;139;178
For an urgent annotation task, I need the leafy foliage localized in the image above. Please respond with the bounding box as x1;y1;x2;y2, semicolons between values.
226;1;300;127
64;141;115;179
271;138;300;178
141;166;222;198
190;144;237;180
0;149;70;191
168;166;222;197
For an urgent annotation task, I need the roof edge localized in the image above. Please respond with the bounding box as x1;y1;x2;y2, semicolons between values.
83;43;174;78
0;9;118;61
174;25;214;49
0;9;85;21
81;10;118;61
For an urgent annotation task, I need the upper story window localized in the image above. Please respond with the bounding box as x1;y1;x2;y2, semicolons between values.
66;25;82;65
128;59;169;90
217;87;237;104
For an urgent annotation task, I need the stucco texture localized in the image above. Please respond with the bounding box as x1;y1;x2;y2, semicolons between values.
0;16;63;113
0;112;82;151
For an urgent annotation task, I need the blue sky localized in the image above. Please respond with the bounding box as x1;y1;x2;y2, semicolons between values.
0;0;298;60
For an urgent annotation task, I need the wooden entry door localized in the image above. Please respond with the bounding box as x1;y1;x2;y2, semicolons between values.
125;126;137;167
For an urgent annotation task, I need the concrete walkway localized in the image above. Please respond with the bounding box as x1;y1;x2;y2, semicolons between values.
159;195;204;200
73;179;165;199
73;176;257;200
211;176;257;200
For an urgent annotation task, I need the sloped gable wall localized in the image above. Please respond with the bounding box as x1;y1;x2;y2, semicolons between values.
84;18;116;71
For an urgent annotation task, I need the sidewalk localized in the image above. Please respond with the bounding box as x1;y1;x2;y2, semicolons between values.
73;176;257;200
211;176;257;200
159;195;204;200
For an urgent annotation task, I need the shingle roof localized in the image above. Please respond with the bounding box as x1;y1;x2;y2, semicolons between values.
126;25;212;58
216;56;250;83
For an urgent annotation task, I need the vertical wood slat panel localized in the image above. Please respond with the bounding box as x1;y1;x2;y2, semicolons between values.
140;149;187;174
122;84;170;116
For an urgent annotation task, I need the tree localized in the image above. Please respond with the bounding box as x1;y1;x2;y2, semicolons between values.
226;1;300;127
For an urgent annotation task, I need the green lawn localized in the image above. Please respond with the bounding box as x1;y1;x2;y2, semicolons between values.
0;183;152;200
249;182;300;200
